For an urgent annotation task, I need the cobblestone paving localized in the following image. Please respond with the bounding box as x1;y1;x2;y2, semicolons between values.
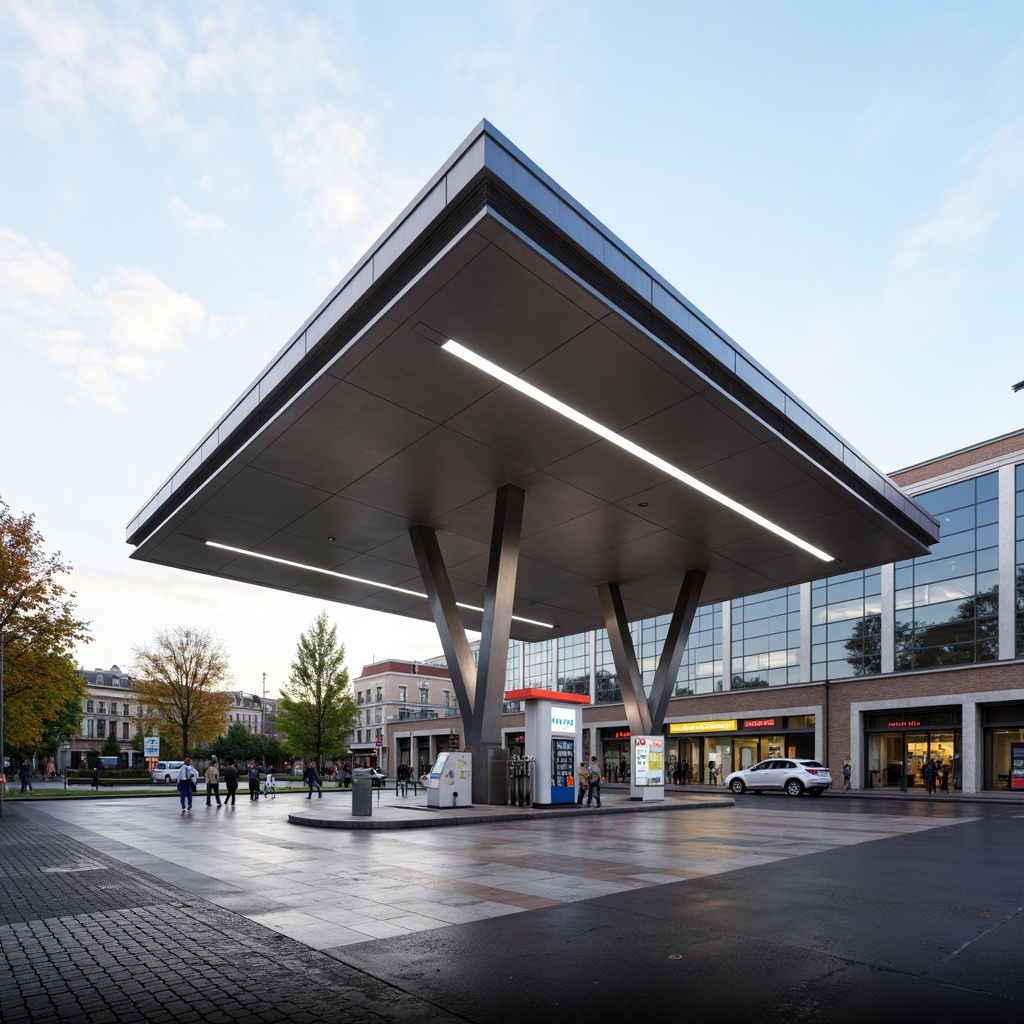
0;809;463;1024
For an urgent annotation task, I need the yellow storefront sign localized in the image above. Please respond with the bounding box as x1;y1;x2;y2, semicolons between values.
669;720;738;734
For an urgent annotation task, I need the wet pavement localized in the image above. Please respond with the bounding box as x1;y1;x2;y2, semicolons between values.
3;786;1023;1022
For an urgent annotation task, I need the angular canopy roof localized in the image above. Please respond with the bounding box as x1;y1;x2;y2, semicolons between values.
128;121;939;642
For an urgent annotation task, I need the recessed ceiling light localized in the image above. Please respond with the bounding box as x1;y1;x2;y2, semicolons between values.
442;339;834;562
205;541;555;629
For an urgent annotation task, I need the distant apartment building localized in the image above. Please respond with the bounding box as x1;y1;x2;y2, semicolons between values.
348;656;460;773
226;691;278;737
72;665;144;769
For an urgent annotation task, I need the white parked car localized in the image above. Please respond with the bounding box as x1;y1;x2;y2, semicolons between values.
150;760;185;784
724;758;832;797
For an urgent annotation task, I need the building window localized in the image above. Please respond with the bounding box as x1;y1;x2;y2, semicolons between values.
731;585;801;689
87;719;94;738
97;720;105;738
86;700;94;713
97;701;106;714
595;628;625;705
122;722;130;739
374;708;382;724
357;730;363;743
420;685;429;705
442;689;450;707
398;685;407;702
96;675;104;685
375;686;383;701
557;633;589;695
811;569;882;681
524;640;552;688
122;704;129;717
110;721;116;738
897;472;999;670
674;603;723;695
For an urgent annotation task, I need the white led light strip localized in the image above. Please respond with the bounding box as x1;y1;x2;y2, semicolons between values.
442;339;834;562
205;541;555;628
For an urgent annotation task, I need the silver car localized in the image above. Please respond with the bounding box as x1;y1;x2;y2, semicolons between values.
724;758;832;797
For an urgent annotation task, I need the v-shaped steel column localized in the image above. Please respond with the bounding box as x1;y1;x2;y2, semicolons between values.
410;484;524;804
598;568;707;737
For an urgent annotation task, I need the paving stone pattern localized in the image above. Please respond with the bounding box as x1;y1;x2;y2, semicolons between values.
0;809;461;1024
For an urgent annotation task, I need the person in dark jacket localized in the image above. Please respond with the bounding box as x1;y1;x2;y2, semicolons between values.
248;761;260;802
304;760;322;799
223;760;239;806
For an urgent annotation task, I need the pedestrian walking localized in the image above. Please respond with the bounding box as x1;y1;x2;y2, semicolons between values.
708;758;717;785
586;755;602;808
19;758;32;794
842;758;852;791
0;771;8;794
248;761;260;801
176;757;198;814
576;762;587;805
223;759;239;806
91;763;99;791
923;757;938;794
305;760;322;799
397;762;409;796
205;759;222;806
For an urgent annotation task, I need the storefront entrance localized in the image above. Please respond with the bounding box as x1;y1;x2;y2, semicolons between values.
865;709;961;791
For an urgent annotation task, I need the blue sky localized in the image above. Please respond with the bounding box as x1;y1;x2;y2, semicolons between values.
2;1;1022;696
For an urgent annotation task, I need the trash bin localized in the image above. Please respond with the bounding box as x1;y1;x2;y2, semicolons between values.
352;769;373;817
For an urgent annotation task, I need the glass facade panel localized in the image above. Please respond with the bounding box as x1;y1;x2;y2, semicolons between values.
674;603;723;696
896;472;999;670
557;633;589;695
594;629;625;705
524;640;553;688
732;586;800;689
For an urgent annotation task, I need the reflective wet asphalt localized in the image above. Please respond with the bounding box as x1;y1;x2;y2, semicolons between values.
4;786;1023;1022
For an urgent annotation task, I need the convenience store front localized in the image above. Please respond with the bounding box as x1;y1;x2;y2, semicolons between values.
666;716;817;784
864;709;962;791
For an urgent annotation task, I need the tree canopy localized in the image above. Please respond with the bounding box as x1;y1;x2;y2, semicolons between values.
276;611;357;767
131;626;232;757
0;497;89;751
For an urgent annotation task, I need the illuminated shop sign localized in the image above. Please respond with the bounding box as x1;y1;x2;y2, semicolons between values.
669;720;738;734
613;730;631;739
508;733;525;745
743;718;776;729
888;720;922;729
550;706;577;735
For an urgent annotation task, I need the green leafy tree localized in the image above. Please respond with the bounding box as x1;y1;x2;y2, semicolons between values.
100;732;121;759
0;497;89;750
276;612;357;768
131;626;232;756
211;722;286;767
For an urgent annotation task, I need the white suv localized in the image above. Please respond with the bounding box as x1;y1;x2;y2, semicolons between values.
724;758;832;797
150;760;185;784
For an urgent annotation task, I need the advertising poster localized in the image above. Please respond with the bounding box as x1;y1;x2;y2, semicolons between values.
143;736;160;758
632;736;665;786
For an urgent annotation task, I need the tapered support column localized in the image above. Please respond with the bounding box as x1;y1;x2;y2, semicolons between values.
648;569;706;731
597;581;653;737
410;484;525;805
598;569;707;738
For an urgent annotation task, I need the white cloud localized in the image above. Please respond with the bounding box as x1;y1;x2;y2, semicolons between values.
0;228;218;410
168;196;226;234
1;0;181;128
893;120;1024;272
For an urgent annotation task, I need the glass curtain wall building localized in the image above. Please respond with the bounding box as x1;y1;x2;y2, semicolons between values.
488;429;1024;794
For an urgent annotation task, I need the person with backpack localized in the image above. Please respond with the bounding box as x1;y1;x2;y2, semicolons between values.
842;758;852;791
247;761;260;802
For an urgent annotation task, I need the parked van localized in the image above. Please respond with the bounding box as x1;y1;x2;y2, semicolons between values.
97;756;119;769
150;760;185;784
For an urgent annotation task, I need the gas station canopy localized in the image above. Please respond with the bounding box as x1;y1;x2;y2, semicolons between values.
127;121;939;642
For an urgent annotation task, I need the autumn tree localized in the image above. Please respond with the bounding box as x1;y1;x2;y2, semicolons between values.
0;497;89;751
131;626;232;756
276;612;357;768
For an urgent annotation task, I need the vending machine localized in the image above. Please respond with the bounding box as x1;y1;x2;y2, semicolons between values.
425;750;473;808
